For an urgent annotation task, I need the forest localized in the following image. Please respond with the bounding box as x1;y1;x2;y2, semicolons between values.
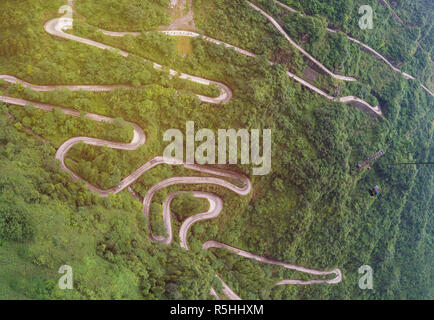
0;0;432;300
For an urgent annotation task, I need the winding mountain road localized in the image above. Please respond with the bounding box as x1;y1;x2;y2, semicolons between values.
0;2;384;116
178;192;223;250
0;96;340;300
0;75;129;92
248;1;357;82
203;241;342;285
2;0;430;300
93;25;383;115
273;0;434;97
158;188;341;299
8;0;424;298
0;0;371;300
60;0;383;115
96;3;384;115
142;167;251;244
44;18;232;105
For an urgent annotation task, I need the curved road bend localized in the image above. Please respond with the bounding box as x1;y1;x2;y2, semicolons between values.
0;6;381;117
0;75;129;92
158;190;342;298
203;241;342;285
157;191;223;250
247;1;357;82
0;95;148;190
44;18;232;105
162;191;239;300
285;72;383;116
178;192;222;250
147;190;218;246
1;70;230;111
273;0;434;97
0;97;251;211
84;18;382;115
142;173;251;243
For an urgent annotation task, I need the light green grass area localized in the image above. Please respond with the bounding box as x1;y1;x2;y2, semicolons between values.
0;242;47;300
176;37;194;56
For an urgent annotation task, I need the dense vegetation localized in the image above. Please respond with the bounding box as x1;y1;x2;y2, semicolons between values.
0;0;432;300
76;0;171;31
273;0;433;87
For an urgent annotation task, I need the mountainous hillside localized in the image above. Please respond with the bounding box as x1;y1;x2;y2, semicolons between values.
0;0;432;300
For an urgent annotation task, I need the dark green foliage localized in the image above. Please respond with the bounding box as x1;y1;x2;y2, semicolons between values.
0;197;34;242
171;192;210;220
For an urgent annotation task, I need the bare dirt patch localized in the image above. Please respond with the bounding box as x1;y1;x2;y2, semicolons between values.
162;0;198;31
303;66;319;82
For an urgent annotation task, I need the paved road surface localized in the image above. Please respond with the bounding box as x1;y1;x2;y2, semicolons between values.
248;1;357;82
274;0;433;97
45;18;232;105
0;75;129;92
203;241;342;285
83;3;383;116
156;188;342;299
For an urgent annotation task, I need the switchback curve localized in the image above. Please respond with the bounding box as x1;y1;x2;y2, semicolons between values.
44;18;232;105
273;0;434;97
158;190;342;299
